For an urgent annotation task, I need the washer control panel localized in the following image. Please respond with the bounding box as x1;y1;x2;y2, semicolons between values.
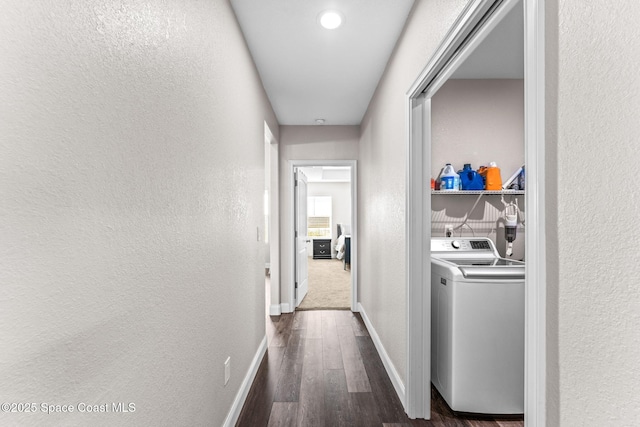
431;238;495;253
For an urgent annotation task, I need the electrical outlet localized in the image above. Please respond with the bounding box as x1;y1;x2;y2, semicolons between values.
224;357;230;386
445;224;454;238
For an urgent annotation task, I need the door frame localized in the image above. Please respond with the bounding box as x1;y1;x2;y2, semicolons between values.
265;122;281;317
405;0;546;424
294;168;309;307
288;160;358;312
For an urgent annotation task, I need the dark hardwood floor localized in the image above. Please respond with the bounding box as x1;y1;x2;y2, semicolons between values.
236;310;524;427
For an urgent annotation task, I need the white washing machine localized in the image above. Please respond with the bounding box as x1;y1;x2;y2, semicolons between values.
431;237;524;414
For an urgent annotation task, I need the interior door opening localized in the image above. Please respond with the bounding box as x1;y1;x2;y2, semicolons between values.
289;161;358;313
431;2;525;421
406;0;545;423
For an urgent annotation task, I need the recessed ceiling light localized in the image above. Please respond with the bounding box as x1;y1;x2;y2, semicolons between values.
319;11;343;30
315;119;326;125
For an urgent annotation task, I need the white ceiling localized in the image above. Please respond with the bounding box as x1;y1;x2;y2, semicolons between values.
230;0;415;125
230;0;524;126
451;0;524;79
300;166;351;183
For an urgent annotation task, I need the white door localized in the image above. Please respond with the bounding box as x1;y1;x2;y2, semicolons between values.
295;169;309;307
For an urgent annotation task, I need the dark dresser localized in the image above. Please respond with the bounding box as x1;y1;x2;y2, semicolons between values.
312;238;332;259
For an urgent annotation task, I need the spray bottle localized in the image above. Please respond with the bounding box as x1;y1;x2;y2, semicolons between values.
503;197;519;257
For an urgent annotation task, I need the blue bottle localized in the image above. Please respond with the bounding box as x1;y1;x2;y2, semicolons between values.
458;164;484;190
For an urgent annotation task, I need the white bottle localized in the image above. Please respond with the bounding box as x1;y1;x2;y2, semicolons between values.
440;163;460;191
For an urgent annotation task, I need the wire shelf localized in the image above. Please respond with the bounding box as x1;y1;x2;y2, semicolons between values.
431;190;525;195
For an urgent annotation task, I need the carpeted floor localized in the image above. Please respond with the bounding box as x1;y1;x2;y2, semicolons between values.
297;258;351;310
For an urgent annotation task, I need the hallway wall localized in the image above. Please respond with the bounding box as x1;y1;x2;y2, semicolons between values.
278;125;359;311
546;1;640;425
358;0;468;384
0;1;277;426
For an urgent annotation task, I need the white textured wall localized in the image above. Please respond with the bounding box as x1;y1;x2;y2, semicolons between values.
358;0;468;382
547;0;640;425
0;1;278;426
431;79;525;259
278;125;359;310
432;79;524;177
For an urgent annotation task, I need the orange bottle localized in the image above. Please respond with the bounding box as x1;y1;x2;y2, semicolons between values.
479;162;502;190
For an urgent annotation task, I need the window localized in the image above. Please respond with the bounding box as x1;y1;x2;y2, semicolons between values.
307;196;332;238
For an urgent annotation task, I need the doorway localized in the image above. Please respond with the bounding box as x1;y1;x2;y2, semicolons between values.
296;166;352;310
289;160;358;313
405;0;546;424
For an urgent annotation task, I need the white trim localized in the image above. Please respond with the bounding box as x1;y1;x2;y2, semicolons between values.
288;162;296;311
405;0;545;423
524;0;546;425
288;160;358;313
269;304;282;316
265;122;281;321
358;303;405;405
405;94;430;419
288;162;295;311
350;162;358;312
222;336;268;427
407;0;498;97
280;303;291;314
423;0;520;99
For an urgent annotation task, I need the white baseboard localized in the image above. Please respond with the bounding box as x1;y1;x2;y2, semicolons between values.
357;303;406;408
222;336;268;427
269;304;282;316
280;302;292;313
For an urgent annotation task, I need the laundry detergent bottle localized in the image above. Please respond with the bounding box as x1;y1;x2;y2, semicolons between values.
458;164;484;190
480;161;502;190
440;163;460;191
